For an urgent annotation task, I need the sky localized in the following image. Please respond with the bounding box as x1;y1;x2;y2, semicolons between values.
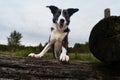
0;0;120;47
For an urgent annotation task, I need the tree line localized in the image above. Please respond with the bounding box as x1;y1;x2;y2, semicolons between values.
0;30;90;53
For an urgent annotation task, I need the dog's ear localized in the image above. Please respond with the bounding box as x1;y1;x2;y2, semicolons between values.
67;8;79;17
46;5;59;16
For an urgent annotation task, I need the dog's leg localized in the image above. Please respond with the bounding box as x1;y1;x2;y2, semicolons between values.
60;46;69;61
60;35;69;61
54;41;62;59
28;42;53;58
52;44;56;59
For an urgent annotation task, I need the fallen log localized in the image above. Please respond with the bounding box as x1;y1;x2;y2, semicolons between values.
89;16;120;64
0;55;120;80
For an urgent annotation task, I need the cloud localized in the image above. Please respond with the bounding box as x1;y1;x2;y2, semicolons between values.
0;0;120;46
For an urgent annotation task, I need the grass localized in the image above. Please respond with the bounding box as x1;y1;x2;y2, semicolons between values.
42;53;100;62
69;53;100;62
14;49;32;57
0;50;100;62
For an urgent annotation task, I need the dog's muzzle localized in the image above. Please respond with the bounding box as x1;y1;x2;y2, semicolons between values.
59;19;65;29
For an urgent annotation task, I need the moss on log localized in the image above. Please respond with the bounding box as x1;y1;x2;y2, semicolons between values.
89;16;120;64
0;55;120;80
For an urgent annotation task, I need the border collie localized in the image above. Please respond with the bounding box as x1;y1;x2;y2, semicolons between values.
28;5;79;62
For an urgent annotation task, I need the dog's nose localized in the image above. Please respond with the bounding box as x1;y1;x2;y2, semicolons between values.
60;19;65;24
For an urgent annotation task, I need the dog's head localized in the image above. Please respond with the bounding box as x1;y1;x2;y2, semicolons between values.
47;5;79;31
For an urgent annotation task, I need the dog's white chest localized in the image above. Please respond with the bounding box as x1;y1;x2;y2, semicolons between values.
51;30;67;41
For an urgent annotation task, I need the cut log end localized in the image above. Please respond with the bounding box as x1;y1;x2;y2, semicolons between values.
89;16;120;64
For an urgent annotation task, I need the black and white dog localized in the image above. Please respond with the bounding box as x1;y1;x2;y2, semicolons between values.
28;5;79;62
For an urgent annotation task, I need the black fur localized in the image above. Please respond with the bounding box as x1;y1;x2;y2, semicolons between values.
47;5;79;25
47;5;79;59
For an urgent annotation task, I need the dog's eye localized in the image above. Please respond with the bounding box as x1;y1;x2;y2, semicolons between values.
63;11;67;15
58;10;61;14
55;10;61;17
63;10;68;18
57;10;61;16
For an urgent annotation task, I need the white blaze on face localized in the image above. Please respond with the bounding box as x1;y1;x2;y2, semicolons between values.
57;9;67;30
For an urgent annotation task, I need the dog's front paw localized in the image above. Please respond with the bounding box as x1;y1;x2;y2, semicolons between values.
28;53;43;58
60;54;69;62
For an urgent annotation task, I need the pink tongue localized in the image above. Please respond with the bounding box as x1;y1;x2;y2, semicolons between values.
60;25;63;29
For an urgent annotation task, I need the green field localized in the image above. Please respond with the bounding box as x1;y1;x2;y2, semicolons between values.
0;50;99;62
42;53;100;62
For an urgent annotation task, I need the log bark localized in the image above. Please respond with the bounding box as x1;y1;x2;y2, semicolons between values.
0;55;120;80
89;16;120;64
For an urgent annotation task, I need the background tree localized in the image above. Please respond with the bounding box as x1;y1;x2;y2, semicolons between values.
7;30;22;52
73;43;81;59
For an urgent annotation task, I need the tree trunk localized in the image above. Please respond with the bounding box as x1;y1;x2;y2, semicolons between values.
0;55;120;80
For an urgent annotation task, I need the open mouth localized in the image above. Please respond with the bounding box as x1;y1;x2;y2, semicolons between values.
59;24;64;29
59;19;65;30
